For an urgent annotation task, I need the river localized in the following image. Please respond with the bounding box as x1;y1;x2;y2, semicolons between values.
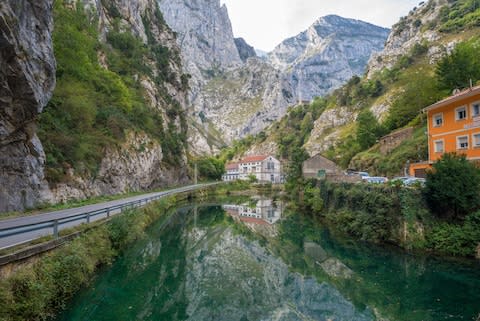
56;197;480;321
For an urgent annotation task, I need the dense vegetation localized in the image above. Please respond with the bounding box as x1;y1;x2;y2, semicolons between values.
39;1;188;183
301;179;480;257
425;153;480;220
193;156;225;181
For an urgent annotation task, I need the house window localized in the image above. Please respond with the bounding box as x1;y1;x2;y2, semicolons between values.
434;140;444;153
457;136;469;149
473;133;480;147
472;102;480;118
456;106;467;120
433;113;443;127
267;162;275;170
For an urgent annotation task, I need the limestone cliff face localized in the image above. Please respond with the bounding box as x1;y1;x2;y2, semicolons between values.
157;2;389;152
194;57;296;145
46;0;190;203
270;15;390;101
0;0;56;212
234;37;256;63
366;0;448;77
158;0;242;98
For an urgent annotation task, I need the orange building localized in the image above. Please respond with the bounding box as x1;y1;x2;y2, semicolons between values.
410;85;480;177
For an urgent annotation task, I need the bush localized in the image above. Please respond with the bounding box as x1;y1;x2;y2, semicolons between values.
425;153;480;220
427;211;480;256
195;157;225;181
435;38;480;91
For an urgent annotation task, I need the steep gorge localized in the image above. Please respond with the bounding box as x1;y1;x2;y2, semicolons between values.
0;0;192;211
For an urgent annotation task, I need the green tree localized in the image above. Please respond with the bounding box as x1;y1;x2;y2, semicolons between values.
356;110;382;150
196;157;225;181
425;153;480;220
436;39;480;91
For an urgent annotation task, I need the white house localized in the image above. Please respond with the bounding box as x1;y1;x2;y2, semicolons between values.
222;162;239;181
223;155;282;183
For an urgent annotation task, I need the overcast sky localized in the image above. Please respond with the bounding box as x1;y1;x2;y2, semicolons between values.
220;0;420;52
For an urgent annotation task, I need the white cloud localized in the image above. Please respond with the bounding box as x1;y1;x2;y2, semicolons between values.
221;0;420;51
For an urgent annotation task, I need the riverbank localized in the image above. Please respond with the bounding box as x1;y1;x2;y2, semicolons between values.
0;182;243;321
301;180;480;259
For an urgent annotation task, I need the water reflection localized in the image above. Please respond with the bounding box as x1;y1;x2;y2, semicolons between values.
56;201;480;321
223;198;282;225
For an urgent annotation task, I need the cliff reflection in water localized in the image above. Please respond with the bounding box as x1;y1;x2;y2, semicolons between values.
57;201;375;321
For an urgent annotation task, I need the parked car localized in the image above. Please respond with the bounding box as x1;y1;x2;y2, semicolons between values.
363;176;388;184
345;170;370;178
403;177;426;187
357;171;370;178
391;176;410;183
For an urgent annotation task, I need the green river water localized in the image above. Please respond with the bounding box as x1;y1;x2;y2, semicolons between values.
56;198;480;321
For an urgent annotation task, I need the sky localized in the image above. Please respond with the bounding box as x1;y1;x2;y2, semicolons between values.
220;0;420;52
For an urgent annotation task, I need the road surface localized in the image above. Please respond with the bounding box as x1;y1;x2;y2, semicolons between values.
0;183;217;250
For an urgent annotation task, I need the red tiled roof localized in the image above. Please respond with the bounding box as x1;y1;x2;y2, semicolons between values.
240;155;268;163
424;85;480;112
226;162;239;170
239;217;269;225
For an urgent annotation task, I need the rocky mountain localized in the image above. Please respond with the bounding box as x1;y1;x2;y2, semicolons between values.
240;0;480;177
0;0;56;213
157;0;242;97
157;1;390;153
304;0;467;161
234;37;256;62
269;15;390;101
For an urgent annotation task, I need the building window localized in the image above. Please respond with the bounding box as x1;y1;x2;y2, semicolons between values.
472;102;480;118
457;136;469;149
473;133;480;147
434;140;444;153
456;106;467;120
267;162;275;170
433;113;443;127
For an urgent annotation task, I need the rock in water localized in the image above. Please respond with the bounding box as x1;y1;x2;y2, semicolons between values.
0;0;56;212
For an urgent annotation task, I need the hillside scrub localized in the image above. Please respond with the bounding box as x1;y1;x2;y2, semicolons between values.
301;180;480;257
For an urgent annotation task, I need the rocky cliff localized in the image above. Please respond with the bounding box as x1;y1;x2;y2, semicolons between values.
42;0;191;204
366;0;448;77
158;0;242;97
270;15;390;101
234;37;256;62
157;2;389;152
0;0;56;212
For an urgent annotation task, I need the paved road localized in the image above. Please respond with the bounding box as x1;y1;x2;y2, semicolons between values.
0;183;217;250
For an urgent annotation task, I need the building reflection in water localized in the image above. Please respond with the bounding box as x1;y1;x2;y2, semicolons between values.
223;198;282;226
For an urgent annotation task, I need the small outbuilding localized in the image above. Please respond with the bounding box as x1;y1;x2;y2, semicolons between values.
302;154;340;179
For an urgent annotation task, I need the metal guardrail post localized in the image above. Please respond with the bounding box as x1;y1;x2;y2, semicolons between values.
86;213;90;224
107;208;110;218
53;220;59;239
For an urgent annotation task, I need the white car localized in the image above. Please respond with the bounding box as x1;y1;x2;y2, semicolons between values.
363;176;388;184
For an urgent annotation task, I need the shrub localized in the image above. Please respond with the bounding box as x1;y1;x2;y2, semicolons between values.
425;153;480;220
436;38;480;91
